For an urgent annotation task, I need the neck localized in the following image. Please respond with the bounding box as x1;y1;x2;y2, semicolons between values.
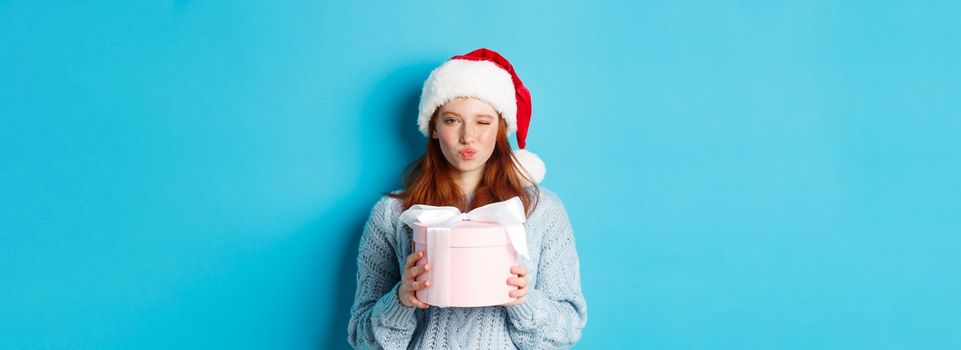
450;167;483;196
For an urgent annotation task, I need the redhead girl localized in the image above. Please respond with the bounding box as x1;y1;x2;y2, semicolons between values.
348;48;587;349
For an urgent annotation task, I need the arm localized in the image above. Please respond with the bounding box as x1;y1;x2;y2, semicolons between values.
347;198;419;349
506;198;588;349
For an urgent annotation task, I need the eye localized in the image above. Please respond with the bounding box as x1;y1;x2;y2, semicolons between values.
478;121;492;125
444;118;459;125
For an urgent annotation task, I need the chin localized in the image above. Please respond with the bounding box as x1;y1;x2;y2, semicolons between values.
453;164;480;172
449;161;483;173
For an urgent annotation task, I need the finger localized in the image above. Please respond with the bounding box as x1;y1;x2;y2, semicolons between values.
411;294;430;308
407;264;431;278
405;293;429;308
507;277;527;288
503;294;526;306
405;251;425;268
409;279;431;291
510;265;527;276
401;279;413;293
405;295;427;308
509;288;528;298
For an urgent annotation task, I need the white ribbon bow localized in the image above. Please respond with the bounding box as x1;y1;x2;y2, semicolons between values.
399;196;529;259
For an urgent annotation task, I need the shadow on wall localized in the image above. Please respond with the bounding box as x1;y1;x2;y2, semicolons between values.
320;60;437;349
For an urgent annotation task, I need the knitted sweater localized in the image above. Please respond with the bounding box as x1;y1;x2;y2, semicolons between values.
347;187;587;349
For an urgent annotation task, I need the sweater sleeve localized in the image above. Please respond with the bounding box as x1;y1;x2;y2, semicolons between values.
347;197;419;349
505;193;588;349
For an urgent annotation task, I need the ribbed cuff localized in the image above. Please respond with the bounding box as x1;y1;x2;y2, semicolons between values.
372;282;417;329
505;288;545;326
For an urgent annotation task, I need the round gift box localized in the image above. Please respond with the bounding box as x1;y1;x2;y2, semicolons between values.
412;221;517;307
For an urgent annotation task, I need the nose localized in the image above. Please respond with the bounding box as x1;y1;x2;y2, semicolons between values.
459;124;477;145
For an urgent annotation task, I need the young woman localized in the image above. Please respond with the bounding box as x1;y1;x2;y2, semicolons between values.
348;48;587;349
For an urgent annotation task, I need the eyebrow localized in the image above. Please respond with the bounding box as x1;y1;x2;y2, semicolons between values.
441;111;496;119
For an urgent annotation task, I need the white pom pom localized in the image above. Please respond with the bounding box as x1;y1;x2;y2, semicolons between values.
513;149;546;186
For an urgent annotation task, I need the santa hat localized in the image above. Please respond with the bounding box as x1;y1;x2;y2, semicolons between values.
417;48;546;186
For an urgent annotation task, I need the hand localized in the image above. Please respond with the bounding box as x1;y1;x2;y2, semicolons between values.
398;251;431;308
504;265;528;306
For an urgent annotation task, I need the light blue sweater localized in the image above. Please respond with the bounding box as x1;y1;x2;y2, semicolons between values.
347;187;587;349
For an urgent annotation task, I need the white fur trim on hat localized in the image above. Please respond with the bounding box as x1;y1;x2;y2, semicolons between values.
513;149;545;186
418;59;517;136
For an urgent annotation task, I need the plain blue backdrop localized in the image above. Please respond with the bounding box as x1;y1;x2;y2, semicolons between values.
2;1;959;349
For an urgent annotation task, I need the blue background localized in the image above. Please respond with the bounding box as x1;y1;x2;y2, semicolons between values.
2;1;959;349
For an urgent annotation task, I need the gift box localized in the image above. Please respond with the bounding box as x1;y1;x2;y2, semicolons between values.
399;197;530;308
412;221;516;307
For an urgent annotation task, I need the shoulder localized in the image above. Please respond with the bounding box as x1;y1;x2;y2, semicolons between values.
532;186;564;209
528;186;569;219
367;191;404;226
524;186;577;249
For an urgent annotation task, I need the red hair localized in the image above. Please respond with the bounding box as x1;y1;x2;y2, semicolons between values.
389;110;539;217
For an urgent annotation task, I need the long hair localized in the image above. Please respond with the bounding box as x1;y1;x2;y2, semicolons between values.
389;110;540;217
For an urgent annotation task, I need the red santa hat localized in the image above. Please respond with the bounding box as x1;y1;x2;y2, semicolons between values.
417;48;546;186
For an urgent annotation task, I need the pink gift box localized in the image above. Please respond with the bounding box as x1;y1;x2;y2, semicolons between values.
412;221;516;307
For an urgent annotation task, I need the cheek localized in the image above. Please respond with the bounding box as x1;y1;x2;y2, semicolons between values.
479;128;498;145
435;129;457;146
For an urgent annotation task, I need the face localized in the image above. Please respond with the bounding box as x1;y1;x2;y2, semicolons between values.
432;97;499;179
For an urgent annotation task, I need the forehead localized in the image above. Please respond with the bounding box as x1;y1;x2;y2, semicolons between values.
438;97;498;117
